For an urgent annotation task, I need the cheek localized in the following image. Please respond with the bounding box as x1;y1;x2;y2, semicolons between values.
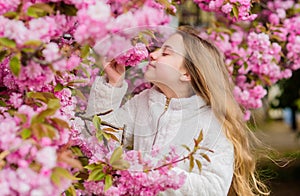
145;63;181;84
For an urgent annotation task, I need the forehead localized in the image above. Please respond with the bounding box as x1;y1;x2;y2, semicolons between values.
162;33;186;55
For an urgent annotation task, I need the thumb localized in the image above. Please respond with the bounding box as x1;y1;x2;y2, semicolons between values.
115;63;125;74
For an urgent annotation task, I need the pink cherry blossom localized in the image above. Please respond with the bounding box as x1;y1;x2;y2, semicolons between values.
9;92;23;108
4;20;29;45
36;146;57;169
0;0;20;15
43;42;61;62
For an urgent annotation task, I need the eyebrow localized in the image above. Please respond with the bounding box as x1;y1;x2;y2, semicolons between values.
162;45;174;51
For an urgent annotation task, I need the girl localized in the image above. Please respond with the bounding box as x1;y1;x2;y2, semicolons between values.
85;26;269;195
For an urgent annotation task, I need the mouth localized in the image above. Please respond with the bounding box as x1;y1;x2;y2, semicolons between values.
148;63;156;68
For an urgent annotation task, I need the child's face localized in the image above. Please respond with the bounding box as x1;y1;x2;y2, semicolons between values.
144;33;187;88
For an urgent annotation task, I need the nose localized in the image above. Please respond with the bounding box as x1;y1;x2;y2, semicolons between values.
149;50;158;61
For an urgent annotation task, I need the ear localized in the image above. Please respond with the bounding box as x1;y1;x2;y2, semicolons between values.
179;72;191;82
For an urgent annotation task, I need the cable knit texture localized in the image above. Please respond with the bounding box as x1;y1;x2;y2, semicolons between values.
85;76;234;196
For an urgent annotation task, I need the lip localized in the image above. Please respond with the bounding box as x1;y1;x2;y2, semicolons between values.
148;63;156;68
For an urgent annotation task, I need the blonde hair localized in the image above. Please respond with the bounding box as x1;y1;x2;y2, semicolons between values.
177;26;270;196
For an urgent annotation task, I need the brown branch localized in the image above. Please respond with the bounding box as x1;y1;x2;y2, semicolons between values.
32;56;65;65
97;109;113;116
145;155;190;172
101;121;124;130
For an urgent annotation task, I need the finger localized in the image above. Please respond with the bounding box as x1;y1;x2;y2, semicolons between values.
103;62;112;72
116;63;125;74
103;59;116;71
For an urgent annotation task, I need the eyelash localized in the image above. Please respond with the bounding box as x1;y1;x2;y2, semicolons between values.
162;52;169;56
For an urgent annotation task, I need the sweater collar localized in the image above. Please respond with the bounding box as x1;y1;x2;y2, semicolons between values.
148;86;207;111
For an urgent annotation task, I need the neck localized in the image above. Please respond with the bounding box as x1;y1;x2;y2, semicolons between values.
155;83;195;98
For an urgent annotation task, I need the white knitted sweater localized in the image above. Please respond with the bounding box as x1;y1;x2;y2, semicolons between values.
85;76;234;196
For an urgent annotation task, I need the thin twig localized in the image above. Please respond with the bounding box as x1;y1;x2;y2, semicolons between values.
76;113;124;131
101;121;124;130
97;109;113;116
83;120;93;136
146;155;190;172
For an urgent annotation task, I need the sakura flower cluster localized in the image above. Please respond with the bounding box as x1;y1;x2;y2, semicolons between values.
194;0;257;21
200;0;300;119
74;0;170;62
0;105;72;195
115;43;149;66
69;121;186;196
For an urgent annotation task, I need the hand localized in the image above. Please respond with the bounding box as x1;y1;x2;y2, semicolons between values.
103;59;125;87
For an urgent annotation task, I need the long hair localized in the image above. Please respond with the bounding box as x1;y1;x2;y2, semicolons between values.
177;26;269;196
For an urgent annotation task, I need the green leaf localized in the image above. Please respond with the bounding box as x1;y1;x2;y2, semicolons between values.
27;92;57;103
27;3;54;18
74;89;86;101
47;98;60;110
243;62;248;70
138;34;149;46
196;130;203;145
51;167;80;186
106;133;120;143
58;3;78;16
3;11;18;19
20;128;32;139
104;175;112;191
78;157;89;167
21;47;35;53
103;128;118;133
232;4;239;19
51;117;70;129
156;0;172;9
109;146;122;165
270;34;283;42
80;44;90;58
64;185;77;196
102;132;110;140
182;144;191;152
218;27;233;35
195;159;202;173
87;168;105;181
54;83;64;92
32;108;56;123
206;28;213;35
0;99;6;107
15;113;27;124
111;159;130;170
31;123;57;139
141;30;156;39
70;146;84;157
55;167;80;180
27;92;46;102
200;153;211;162
189;155;194;172
0;37;16;48
23;40;43;47
96;131;103;141
27;7;45;18
84;163;103;170
0;50;7;63
43;93;58;100
0;150;10;160
92;115;101;130
9;55;21;76
73;182;85;190
67;79;87;86
51;170;61;186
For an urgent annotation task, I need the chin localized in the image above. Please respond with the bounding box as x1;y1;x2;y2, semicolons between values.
144;72;153;82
